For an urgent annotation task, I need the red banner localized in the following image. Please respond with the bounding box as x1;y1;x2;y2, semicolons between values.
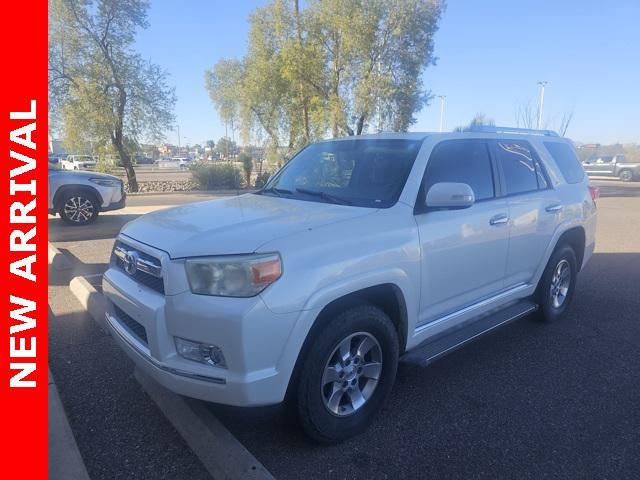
0;0;48;478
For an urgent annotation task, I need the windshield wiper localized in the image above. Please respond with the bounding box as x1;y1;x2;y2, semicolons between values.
295;187;352;205
260;186;293;197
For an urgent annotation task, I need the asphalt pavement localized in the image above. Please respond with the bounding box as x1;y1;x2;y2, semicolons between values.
48;180;640;479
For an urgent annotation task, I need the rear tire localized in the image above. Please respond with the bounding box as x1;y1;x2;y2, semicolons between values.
535;244;577;323
619;169;633;182
295;304;399;444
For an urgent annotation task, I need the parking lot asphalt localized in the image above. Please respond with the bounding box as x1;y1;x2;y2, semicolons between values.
48;180;640;479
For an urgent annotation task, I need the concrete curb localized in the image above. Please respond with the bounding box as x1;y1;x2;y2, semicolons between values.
135;368;274;480
125;189;256;197
48;242;72;270
48;368;91;480
69;275;108;334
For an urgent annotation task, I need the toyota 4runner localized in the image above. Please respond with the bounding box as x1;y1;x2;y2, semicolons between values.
103;127;597;443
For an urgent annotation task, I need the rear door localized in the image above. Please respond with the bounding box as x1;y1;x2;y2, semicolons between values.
492;140;560;287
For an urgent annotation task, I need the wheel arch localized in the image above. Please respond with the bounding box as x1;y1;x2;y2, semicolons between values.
284;282;409;401
53;184;103;211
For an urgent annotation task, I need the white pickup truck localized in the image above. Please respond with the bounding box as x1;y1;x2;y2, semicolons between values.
103;128;597;443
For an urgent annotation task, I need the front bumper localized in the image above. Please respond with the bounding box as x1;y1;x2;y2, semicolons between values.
101;192;126;212
102;243;302;406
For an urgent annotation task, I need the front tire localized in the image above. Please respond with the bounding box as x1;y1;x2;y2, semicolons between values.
296;305;399;444
536;244;577;323
58;192;99;226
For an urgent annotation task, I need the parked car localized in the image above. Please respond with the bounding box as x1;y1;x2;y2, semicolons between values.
103;128;597;443
48;169;125;225
582;154;640;181
172;156;193;169
60;154;97;171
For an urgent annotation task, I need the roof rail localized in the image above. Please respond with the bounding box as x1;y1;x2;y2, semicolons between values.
467;125;559;137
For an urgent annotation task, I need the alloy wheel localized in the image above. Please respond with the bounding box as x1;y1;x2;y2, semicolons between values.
550;259;571;308
63;196;95;224
321;332;383;417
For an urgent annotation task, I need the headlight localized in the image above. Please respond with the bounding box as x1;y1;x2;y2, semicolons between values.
185;253;282;297
89;177;121;187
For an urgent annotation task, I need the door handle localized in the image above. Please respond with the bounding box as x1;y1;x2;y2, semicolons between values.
489;214;509;226
545;204;562;213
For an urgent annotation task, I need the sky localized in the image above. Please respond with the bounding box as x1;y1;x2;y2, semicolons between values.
135;0;640;146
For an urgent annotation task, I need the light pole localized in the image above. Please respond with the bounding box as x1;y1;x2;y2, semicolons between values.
438;95;446;132
537;81;548;129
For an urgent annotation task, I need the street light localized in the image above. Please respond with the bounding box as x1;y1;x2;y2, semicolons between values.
537;81;548;129
437;95;446;132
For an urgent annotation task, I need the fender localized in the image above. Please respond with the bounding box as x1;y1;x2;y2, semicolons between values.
531;218;586;289
272;268;417;394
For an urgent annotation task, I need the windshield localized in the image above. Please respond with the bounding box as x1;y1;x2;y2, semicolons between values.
260;138;423;208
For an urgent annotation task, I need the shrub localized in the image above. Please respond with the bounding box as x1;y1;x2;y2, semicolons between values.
190;163;243;190
239;152;253;185
254;171;271;188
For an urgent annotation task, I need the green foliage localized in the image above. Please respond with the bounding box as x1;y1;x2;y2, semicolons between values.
190;163;244;190
254;171;272;188
454;113;495;132
239;153;254;185
49;0;176;191
215;136;238;158
204;0;444;148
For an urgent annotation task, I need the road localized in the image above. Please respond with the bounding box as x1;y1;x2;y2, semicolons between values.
48;179;640;479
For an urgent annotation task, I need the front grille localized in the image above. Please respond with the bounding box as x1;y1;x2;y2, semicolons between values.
112;241;165;294
114;305;148;346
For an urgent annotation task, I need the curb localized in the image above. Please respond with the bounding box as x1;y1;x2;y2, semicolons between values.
48;368;91;480
69;275;108;334
125;189;256;197
135;369;274;480
48;242;72;270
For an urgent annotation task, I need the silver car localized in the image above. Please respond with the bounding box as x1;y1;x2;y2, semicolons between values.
48;168;126;225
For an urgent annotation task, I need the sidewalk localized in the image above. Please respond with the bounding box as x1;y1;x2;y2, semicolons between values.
49;366;90;480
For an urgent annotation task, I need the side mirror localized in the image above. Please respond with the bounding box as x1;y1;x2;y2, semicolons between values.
426;182;475;209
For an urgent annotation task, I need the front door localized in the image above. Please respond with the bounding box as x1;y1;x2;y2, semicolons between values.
415;139;510;326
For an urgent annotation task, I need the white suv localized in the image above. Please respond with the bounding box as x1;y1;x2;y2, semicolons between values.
103;128;597;443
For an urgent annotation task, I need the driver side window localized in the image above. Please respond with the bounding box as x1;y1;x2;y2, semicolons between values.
423;140;495;201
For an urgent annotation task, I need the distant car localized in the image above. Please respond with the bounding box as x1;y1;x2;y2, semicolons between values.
60;155;97;171
171;156;193;169
582;154;640;182
48;169;126;225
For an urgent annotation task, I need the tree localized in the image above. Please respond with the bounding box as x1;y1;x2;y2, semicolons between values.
515;99;537;129
557;111;574;136
454;113;494;132
215;136;237;159
239;152;254;186
204;0;444;149
48;0;176;191
205;139;216;159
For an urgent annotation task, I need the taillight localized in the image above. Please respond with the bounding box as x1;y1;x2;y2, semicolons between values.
588;185;600;202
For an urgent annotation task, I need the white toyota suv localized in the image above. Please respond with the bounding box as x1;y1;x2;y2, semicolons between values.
103;128;597;443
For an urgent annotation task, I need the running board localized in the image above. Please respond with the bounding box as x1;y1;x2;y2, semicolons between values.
401;299;538;367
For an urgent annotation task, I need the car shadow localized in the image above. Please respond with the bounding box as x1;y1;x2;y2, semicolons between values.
48;213;142;242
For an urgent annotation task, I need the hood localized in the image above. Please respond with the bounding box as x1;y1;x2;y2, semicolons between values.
121;193;374;258
51;169;120;181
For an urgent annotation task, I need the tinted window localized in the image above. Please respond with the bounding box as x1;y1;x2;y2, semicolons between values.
544;142;585;184
262;139;422;208
424;140;494;201
496;141;538;195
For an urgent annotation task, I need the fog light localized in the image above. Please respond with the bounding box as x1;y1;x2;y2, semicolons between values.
174;337;227;368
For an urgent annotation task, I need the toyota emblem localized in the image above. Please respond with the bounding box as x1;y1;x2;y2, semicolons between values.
123;251;138;275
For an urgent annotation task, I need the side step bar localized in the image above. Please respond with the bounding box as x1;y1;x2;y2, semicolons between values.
401;299;538;367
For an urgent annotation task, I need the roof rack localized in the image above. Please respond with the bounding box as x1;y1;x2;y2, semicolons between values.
467;125;559;137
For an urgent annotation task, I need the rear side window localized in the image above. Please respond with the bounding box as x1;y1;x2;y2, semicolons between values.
424;140;494;201
495;141;548;195
544;142;585;184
